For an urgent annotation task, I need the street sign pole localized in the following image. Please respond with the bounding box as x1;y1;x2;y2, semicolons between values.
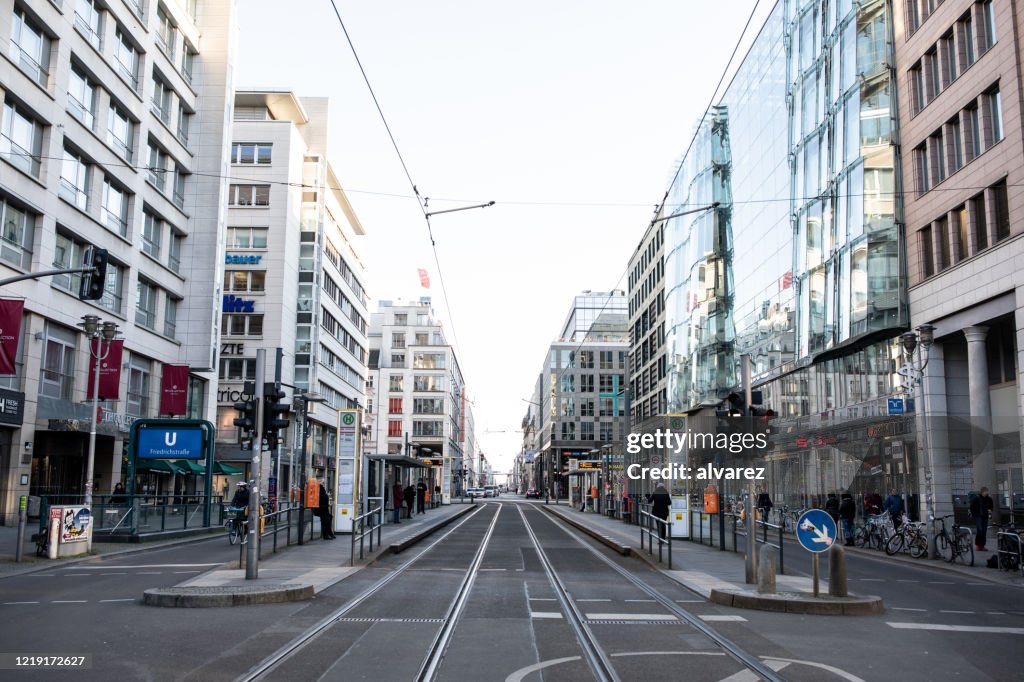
795;508;837;598
813;554;820;597
246;348;265;580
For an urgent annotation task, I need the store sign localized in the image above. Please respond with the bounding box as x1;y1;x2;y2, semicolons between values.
220;343;246;355
225;254;262;264
222;295;255;313
136;427;204;459
577;460;601;470
217;387;249;404
0;387;25;425
419;458;443;466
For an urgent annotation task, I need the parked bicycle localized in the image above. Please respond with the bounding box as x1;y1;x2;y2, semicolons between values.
854;512;892;551
931;514;974;566
993;521;1023;575
225;506;248;545
885;516;928;558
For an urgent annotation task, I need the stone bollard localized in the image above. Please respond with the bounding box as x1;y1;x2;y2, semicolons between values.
828;543;848;597
757;544;777;594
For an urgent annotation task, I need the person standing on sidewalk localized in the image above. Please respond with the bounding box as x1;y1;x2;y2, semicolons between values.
756;487;773;522
884;490;903;529
434;484;441;508
970;487;994;551
404;483;415;519
317;477;336;540
416;478;427;514
651;483;671;539
839;492;856;546
391;480;404;524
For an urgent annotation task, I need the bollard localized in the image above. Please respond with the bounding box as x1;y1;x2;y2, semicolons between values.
757;544;777;594
828;543;848;597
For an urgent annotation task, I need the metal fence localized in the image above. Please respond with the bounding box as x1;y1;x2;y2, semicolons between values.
638;502;672;569
234;502;311;568
687;509;785;574
351;497;384;564
40;495;228;536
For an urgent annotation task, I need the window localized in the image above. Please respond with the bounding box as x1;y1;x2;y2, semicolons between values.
930;130;945;184
391;353;405;367
578;350;594;368
136;279;158;329
218;358;256;381
921;226;934;277
560;422;575;441
388;397;402;414
413;375;444;391
392;332;406;349
74;0;102;50
982;0;996;51
414;397;443;414
156;6;176;59
10;8;50;87
53;231;85;293
173;166;186;208
915;144;930;193
177;105;191;145
949;116;963;172
221;314;263;336
387;420;402;438
580;422;594;441
599;374;621;393
98;262;123;314
600;397;621;416
226;226;268;249
101;178;129;236
230;143;272;165
987;88;1003;146
954;205;969;261
180;42;196;83
926;48;940;101
67;64;96;128
414;332;429;345
972;192;988;250
168;232;182;272
151;75;172;124
1;100;43;177
223;270;265;292
413;420;443;437
113;28;139;88
599;422;613;441
147;142;166;189
40;324;76;400
126;355;151;417
560;397;575;416
579;374;594;393
228;184;270;207
141;210;162;258
413;352;445;369
107;105;133;162
163;295;178;338
560;374;574;392
389;375;404;391
935;216;950;271
961;11;976;66
0;198;33;269
580;399;594;416
60;148;90;210
941;31;956;86
992;179;1009;242
966;103;982;160
394;313;407;325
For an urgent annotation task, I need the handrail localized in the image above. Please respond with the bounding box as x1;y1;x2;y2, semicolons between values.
352;497;384;564
638;503;672;569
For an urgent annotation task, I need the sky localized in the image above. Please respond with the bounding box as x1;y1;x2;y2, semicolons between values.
235;0;775;474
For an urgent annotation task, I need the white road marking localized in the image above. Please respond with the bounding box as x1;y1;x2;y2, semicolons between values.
173;570;201;574
891;607;927;612
888;623;1024;634
718;659;790;681
761;657;868;682
69;563;220;569
3;601;39;605
585;613;677;621
528;597;556;601
99;598;136;602
989;612;1007;615
966;582;992;586
479;568;506;571
676;599;703;603
700;615;747;622
28;574;55;577
51;600;87;603
62;573;90;576
624;599;656;602
530;612;563;619
896;579;919;583
100;572;128;575
940;610;974;614
859;578;884;582
136;572;162;575
575;598;611;602
928;581;955;585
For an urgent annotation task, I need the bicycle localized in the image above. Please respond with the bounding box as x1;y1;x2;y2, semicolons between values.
993;521;1023;575
885;517;928;558
932;514;974;566
225;506;248;545
855;513;891;551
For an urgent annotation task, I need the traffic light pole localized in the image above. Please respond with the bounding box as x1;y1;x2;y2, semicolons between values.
246;349;265;580
742;353;757;585
298;398;309;545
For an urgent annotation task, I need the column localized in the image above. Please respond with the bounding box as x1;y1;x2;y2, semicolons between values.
919;342;952;521
963;326;996;494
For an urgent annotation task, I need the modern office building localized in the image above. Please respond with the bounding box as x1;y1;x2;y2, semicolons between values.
0;0;236;523
895;0;1024;519
628;221;667;429
653;0;923;513
527;291;629;500
366;298;467;503
213;90;369;496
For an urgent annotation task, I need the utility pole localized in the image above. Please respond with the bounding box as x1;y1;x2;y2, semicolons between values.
741;353;757;584
246;349;265;579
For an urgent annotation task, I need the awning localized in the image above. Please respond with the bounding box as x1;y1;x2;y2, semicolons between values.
136;460;186;475
174;459;206;475
213;461;243;475
366;454;431;469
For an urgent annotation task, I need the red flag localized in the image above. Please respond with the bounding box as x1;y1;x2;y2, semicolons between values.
160;364;189;416
0;299;24;375
417;268;430;288
87;339;124;400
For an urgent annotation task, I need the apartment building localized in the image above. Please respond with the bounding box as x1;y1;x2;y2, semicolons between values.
0;0;236;522
214;90;369;494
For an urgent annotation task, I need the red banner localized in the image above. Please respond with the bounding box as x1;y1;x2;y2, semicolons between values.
87;339;124;400
0;299;23;375
417;268;430;288
159;364;189;416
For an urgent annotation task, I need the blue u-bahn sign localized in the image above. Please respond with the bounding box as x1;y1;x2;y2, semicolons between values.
136;426;204;459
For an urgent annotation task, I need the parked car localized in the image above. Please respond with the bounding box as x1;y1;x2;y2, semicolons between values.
484;485;498;498
525;489;542;499
466;488;485;498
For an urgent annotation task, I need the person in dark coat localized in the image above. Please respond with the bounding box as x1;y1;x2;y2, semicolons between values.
824;493;840;522
839;492;856;545
391;481;404;524
883;490;903;529
970;486;995;551
864;490;883;516
416;478;427;514
433;484;441;509
650;484;672;539
756;487;773;522
403;483;415;519
110;482;127;505
317;478;335;539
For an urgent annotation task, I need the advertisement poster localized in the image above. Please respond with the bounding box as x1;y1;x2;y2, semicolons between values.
60;506;91;543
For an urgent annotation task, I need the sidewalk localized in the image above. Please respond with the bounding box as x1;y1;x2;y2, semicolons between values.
143;502;477;607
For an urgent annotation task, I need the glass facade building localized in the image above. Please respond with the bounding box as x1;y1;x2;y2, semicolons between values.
660;0;918;511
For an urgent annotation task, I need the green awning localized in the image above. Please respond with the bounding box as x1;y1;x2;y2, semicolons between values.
136;460;187;475
213;461;243;475
174;459;206;475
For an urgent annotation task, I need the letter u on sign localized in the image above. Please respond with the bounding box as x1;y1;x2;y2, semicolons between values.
164;432;177;447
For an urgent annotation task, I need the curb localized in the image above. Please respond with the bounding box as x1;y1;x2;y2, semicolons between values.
709;587;884;616
367;504;478;565
843;544;1024;587
143;583;315;608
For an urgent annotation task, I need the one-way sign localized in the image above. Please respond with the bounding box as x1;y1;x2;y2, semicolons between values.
795;509;837;553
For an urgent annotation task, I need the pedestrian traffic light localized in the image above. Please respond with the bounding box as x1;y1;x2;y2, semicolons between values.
263;382;290;432
78;246;109;301
233;399;257;432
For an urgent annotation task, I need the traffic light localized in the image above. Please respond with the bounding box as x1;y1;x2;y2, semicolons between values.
78;246;109;301
263;382;290;432
233;399;257;432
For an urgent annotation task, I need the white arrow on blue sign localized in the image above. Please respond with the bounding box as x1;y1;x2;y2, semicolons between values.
795;509;837;553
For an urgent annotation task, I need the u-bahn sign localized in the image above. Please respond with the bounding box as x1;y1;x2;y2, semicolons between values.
136;426;204;459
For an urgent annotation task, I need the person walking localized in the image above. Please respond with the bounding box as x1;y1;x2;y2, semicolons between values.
416;478;427;514
970;487;995;551
825;492;840;522
404;483;415;519
756;487;773;522
839;492;856;546
864;490;883;516
434;484;441;508
317;477;335;540
391;480;404;524
651;484;672;539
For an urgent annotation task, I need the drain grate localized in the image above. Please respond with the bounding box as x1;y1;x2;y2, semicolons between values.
335;617;444;624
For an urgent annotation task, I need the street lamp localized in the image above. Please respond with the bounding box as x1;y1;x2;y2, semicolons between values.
78;315;119;549
899;324;936;554
294;391;326;545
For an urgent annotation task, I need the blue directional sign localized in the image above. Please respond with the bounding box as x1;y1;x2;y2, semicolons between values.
136;427;204;459
795;509;837;553
887;397;904;415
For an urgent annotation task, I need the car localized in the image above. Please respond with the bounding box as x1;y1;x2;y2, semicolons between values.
525;489;542;499
484;485;498;498
466;488;485;499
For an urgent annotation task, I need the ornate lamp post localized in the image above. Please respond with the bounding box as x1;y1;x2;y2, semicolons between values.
900;324;936;554
78;315;119;550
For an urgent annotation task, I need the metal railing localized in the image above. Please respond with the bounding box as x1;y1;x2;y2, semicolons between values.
39;494;227;536
638;502;672;569
351;497;384;564
235;502;305;568
688;508;785;574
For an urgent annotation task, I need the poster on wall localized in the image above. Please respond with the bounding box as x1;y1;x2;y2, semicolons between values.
60;506;91;543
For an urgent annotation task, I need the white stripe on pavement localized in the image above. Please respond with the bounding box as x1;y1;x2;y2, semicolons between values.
888;623;1024;635
575;598;611;602
940;610;974;614
717;659;791;681
99;598;136;602
700;615;747;622
858;578;884;582
891;608;927;612
624;599;656;603
585;613;677;620
51;600;87;603
3;601;39;604
68;563;220;569
530;612;563;619
528;597;556;601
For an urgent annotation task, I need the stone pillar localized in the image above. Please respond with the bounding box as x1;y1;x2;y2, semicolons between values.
963;327;996;496
920;342;953;521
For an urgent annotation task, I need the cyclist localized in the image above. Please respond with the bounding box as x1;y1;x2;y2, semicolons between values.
231;481;250;509
884;490;903;530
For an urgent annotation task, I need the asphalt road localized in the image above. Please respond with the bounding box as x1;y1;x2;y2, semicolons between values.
0;499;1021;681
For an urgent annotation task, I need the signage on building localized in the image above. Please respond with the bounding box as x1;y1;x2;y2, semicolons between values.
225;254;262;264
0;299;24;375
159;365;189;416
136;427;204;459
87;339;124;400
887;397;904;415
419;457;443;466
576;460;601;470
0;388;25;426
222;295;255;313
220;343;246;355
